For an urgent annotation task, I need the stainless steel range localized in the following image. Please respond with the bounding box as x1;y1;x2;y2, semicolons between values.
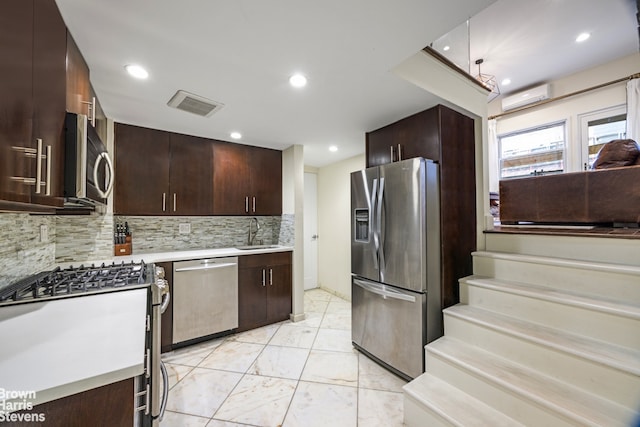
0;261;170;427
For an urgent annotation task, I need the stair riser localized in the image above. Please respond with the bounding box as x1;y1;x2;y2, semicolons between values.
460;282;640;350
403;394;453;427
473;256;640;304
425;350;578;427
444;313;640;409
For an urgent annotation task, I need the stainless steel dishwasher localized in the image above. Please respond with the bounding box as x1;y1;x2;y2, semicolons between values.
172;257;238;344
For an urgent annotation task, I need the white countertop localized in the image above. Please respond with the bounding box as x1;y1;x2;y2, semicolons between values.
74;245;293;267
0;288;148;408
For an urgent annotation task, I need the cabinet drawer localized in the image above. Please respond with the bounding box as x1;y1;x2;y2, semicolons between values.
239;251;292;269
238;252;291;268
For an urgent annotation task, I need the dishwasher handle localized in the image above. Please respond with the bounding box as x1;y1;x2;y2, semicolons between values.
174;262;237;273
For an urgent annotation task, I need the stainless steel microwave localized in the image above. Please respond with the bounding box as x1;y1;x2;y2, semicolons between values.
64;112;114;206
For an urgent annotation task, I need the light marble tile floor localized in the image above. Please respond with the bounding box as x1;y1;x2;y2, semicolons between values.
161;288;407;427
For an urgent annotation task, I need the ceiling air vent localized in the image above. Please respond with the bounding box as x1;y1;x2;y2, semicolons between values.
167;90;224;117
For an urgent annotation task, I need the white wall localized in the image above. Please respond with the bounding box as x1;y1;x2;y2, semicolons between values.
282;145;305;320
488;53;640;188
316;154;365;299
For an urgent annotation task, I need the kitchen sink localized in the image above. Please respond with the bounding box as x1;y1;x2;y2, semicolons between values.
235;245;280;250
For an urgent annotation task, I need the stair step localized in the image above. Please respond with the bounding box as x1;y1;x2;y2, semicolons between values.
426;337;636;427
460;276;640;350
472;250;640;304
403;372;524;427
444;304;640;408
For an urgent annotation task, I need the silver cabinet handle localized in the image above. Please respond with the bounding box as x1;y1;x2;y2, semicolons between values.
397;144;402;161
245;196;249;213
45;145;52;196
252;196;256;213
9;146;38;186
173;193;177;212
35;139;43;194
92;152;114;198
269;268;273;285
389;145;394;162
162;193;166;212
262;269;266;286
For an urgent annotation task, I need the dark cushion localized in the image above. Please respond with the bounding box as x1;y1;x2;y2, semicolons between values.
592;139;640;169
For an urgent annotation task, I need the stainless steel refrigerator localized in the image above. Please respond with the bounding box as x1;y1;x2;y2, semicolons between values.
351;157;441;380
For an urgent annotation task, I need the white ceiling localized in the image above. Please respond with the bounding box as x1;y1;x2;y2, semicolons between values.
55;0;638;167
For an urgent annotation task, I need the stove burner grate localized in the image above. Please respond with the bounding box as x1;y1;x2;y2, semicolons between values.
0;261;147;304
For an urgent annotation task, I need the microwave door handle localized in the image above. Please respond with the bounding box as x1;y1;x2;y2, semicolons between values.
93;152;114;198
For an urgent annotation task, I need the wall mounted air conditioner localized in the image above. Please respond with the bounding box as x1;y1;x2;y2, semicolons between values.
501;84;551;112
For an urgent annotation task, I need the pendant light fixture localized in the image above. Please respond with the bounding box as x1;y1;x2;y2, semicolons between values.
475;59;500;102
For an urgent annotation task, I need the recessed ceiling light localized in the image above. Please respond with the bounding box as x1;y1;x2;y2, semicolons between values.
230;132;242;139
501;78;512;86
289;74;307;88
443;45;450;51
329;145;338;152
575;32;590;43
125;64;149;79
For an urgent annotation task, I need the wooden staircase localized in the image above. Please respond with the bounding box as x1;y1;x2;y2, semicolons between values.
404;243;640;426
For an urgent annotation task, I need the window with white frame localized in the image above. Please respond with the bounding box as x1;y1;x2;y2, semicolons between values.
578;105;627;170
499;121;566;179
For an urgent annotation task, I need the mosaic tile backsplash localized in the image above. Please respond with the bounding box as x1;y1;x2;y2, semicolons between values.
1;212;294;287
0;214;56;286
114;215;285;254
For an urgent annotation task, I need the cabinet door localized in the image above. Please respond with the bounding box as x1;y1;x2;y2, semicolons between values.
30;0;66;206
266;263;292;323
366;124;394;167
169;134;214;215
0;0;34;205
212;142;251;215
65;34;91;117
237;266;268;332
250;147;282;215
114;123;170;215
393;107;440;163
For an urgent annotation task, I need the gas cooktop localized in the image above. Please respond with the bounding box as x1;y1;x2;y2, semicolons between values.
0;261;151;305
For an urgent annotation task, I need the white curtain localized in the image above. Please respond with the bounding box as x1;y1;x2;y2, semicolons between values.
488;119;499;192
627;78;640;143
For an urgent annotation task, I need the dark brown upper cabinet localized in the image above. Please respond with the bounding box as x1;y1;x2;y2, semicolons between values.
0;0;68;210
114;123;214;216
212;142;282;215
0;0;96;212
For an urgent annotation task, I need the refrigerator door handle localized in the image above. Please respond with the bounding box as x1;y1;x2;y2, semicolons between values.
371;178;379;269
377;177;385;279
353;278;416;303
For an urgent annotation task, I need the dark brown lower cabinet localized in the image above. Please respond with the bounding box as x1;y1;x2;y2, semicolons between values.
238;252;292;332
11;378;134;427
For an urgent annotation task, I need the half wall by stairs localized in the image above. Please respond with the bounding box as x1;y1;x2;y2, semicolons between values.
404;242;640;426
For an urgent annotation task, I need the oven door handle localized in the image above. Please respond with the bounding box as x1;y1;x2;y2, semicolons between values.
158;360;169;422
353;278;416;303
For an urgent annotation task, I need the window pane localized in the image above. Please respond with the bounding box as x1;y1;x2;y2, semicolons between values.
499;123;565;179
587;114;626;168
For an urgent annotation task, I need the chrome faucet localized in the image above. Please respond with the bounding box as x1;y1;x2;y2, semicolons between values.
248;217;261;245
